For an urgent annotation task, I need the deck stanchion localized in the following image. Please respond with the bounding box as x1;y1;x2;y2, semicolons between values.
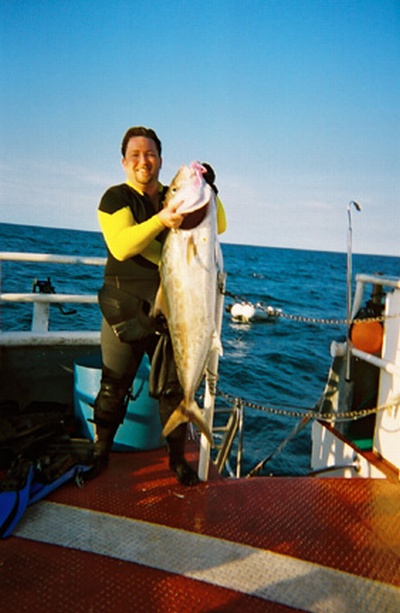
198;271;226;481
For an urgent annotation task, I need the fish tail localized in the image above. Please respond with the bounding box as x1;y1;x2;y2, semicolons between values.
162;401;190;440
189;400;213;445
162;400;213;446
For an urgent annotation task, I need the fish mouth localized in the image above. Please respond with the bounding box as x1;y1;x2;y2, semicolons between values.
180;203;209;230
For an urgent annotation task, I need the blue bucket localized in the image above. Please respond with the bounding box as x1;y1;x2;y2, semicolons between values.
74;353;162;451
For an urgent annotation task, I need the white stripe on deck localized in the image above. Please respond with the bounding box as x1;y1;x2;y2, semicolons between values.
14;501;400;613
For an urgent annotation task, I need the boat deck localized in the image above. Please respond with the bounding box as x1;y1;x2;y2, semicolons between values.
2;443;400;613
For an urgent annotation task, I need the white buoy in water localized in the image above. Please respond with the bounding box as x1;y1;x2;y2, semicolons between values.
230;303;256;322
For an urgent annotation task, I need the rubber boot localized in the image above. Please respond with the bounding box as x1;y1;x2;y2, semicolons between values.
84;377;129;481
159;382;199;486
166;424;199;487
92;422;119;475
82;423;117;482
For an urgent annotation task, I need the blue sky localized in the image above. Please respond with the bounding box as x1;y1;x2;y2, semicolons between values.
1;0;399;255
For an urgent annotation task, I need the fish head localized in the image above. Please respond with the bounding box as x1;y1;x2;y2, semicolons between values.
164;162;212;216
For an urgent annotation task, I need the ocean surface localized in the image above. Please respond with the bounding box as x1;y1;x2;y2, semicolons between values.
1;221;400;477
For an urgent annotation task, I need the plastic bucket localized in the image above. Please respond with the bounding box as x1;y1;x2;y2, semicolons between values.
74;353;162;451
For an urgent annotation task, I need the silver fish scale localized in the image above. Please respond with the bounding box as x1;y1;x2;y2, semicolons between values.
160;190;222;400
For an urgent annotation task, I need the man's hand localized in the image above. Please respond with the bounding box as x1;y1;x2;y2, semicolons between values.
158;205;184;229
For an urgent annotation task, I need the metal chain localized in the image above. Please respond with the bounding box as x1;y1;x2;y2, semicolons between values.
222;289;399;326
216;388;398;422
219;290;400;420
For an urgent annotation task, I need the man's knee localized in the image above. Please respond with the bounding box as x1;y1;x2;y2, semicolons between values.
94;377;131;427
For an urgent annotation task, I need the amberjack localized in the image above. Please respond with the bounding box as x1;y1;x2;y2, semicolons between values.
154;162;223;444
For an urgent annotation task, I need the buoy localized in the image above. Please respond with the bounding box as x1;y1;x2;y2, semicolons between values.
351;320;383;354
230;303;255;322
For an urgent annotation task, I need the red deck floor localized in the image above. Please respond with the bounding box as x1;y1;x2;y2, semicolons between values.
2;445;400;612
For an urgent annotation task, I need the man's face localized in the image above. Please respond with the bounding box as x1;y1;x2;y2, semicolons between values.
122;136;162;192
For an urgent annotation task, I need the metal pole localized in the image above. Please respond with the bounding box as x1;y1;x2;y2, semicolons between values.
346;201;362;380
235;399;244;478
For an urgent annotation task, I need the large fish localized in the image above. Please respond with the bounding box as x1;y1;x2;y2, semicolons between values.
154;161;223;444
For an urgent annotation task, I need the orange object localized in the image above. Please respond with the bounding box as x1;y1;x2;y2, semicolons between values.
351;320;383;354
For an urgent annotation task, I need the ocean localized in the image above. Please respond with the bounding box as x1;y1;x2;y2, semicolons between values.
1;221;400;477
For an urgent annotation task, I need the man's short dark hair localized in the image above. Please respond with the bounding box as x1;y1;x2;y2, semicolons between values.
121;127;162;157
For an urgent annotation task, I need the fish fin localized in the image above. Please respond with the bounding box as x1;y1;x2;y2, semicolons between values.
185;235;212;272
188;400;213;445
162;400;213;446
151;284;168;318
162;402;189;440
211;331;223;356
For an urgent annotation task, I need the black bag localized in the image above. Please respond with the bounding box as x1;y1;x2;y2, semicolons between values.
98;283;157;342
149;333;181;399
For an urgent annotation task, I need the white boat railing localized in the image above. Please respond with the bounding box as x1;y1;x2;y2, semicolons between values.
350;273;400;319
0;251;232;480
312;272;400;477
349;273;400;378
0;252;106;266
0;251;106;346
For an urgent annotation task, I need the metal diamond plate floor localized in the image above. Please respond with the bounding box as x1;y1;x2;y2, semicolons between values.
2;446;400;613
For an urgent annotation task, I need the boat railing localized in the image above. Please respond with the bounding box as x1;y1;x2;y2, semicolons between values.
1;252;235;480
315;271;400;476
350;273;400;319
0;251;106;346
348;273;400;377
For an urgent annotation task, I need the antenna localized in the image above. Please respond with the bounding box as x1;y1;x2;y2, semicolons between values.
346;200;362;380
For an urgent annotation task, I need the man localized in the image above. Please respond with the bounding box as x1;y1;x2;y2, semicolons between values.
92;126;226;485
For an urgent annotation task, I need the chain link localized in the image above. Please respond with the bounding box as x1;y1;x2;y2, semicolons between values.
219;290;400;421
216;388;399;422
222;289;399;326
